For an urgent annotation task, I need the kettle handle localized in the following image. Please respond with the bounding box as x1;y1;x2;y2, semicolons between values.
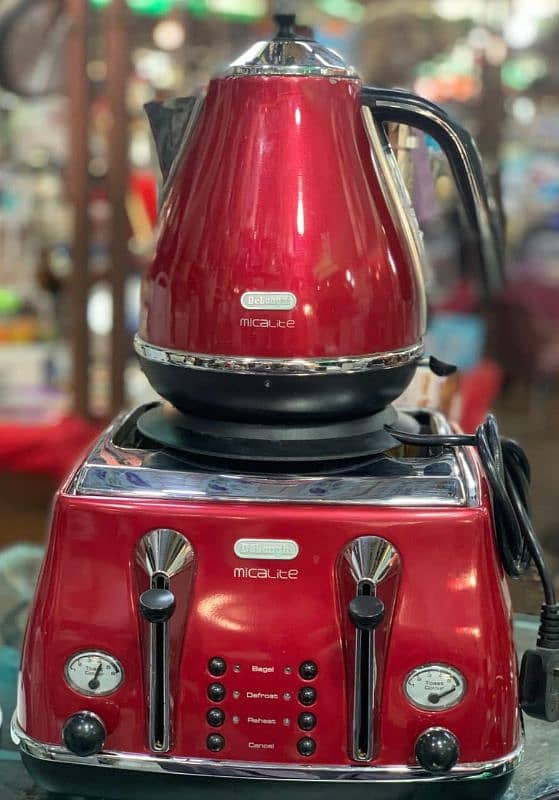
361;86;505;295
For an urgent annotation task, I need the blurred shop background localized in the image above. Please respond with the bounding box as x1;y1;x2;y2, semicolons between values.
0;0;558;615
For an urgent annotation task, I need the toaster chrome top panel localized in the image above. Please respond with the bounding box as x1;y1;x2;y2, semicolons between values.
69;405;479;507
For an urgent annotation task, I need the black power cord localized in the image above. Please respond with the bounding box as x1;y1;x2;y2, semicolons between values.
386;413;559;722
387;414;554;604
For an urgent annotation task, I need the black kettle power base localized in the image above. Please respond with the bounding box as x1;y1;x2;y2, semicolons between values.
137;402;420;467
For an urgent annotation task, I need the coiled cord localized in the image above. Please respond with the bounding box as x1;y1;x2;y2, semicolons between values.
386;414;557;607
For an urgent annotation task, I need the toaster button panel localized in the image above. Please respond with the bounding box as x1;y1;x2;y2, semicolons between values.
201;656;321;758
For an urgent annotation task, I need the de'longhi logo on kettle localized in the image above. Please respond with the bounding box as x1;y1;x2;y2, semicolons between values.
241;292;297;311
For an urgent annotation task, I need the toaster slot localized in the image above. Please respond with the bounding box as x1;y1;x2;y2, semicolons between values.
350;581;384;761
140;573;175;752
152;573;171;752
338;536;401;763
135;528;195;755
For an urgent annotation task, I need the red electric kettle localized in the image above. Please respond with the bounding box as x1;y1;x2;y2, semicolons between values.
137;14;503;423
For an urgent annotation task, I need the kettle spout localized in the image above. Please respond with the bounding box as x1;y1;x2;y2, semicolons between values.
145;96;199;180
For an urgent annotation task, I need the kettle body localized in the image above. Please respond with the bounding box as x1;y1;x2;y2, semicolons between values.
138;73;425;421
137;31;502;422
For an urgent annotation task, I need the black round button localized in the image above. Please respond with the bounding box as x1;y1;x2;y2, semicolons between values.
415;728;459;773
208;657;226;677
207;734;225;752
298;687;317;706
299;661;318;681
207;708;225;727
297;737;316;757
207;683;226;702
298;712;316;731
62;712;106;757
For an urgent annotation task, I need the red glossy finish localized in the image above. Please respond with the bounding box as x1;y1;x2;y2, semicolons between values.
140;76;424;358
20;455;519;767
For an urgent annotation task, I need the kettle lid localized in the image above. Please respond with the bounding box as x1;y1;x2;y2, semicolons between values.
224;13;358;79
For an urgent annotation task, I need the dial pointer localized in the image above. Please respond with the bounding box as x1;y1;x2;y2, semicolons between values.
88;663;103;691
428;686;457;704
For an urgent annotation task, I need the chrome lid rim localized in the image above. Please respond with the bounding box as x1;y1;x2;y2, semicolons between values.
134;336;425;376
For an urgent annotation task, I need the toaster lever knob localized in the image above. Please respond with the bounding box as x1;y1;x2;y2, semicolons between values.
140;588;176;623
349;595;385;631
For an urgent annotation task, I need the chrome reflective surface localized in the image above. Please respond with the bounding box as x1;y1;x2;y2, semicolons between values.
224;37;357;78
136;530;193;579
134;336;425;375
11;715;522;782
68;404;480;507
342;537;401;588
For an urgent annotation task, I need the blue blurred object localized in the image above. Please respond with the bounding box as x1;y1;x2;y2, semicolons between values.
426;313;486;371
0;545;43;753
0;545;44;650
0;645;19;750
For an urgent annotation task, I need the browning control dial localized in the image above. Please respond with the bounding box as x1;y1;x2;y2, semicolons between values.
65;651;124;697
404;665;466;711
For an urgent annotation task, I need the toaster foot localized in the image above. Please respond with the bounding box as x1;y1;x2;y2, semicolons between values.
21;754;514;800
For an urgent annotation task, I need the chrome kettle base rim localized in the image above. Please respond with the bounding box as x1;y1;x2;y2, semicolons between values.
134;337;425;376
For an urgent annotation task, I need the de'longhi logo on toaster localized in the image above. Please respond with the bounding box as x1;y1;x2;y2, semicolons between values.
234;538;299;560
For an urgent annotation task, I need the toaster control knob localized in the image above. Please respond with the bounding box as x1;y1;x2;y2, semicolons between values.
139;589;176;624
349;595;385;631
207;733;225;752
298;687;317;706
208;683;226;702
415;728;460;773
297;737;317;757
62;712;106;757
